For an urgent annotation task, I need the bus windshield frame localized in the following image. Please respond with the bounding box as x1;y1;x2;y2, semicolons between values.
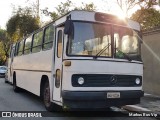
67;21;142;61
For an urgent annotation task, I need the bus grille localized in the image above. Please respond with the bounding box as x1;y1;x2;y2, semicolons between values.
72;74;142;87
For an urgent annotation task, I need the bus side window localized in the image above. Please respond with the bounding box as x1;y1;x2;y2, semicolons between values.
24;36;32;55
57;30;62;58
14;43;18;56
43;25;54;50
18;40;24;56
9;45;12;58
14;44;16;56
32;30;43;53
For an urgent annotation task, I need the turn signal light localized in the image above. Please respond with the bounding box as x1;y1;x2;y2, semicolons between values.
64;61;71;66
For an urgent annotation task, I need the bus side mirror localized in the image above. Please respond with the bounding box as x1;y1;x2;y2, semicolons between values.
64;20;74;35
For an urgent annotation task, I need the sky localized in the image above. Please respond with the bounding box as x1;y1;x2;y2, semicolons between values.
0;0;146;29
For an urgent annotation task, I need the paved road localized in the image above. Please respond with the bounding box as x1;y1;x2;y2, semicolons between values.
0;78;157;120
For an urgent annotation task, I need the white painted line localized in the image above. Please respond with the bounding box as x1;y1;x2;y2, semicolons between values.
122;105;151;112
144;93;160;99
144;93;152;96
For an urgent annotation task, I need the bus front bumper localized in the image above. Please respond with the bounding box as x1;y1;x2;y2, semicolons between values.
62;90;144;109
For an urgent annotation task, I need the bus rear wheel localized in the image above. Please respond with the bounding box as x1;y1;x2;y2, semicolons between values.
13;79;20;92
43;81;61;112
13;74;20;92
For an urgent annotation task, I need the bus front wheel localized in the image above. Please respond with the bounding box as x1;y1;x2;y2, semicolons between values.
43;81;61;112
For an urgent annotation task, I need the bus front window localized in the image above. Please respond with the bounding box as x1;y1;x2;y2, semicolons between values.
68;22;112;57
114;26;141;61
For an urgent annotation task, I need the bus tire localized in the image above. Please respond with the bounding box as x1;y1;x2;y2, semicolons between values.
13;73;20;92
43;81;61;112
5;79;8;83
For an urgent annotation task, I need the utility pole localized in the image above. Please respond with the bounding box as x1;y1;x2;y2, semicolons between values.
37;0;40;18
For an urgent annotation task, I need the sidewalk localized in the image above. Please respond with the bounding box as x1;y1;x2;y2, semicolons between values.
122;93;160;115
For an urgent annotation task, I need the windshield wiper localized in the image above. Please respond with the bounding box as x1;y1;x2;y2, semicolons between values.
94;43;111;59
115;48;132;61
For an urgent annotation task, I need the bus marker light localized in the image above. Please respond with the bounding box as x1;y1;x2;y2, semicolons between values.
64;61;71;66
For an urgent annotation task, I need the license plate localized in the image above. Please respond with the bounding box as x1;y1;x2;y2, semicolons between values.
107;92;120;98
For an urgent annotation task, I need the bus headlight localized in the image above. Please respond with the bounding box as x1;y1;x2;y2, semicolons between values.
135;78;141;85
77;77;84;85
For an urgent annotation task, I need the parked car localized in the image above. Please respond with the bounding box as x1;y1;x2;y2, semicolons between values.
0;66;7;78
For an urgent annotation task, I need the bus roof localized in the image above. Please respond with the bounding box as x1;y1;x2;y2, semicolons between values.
55;10;140;31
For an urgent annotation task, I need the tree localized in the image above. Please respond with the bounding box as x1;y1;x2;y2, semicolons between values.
42;0;97;21
75;2;96;11
0;29;10;65
131;8;160;31
116;0;158;17
138;0;158;9
6;7;40;42
116;0;139;17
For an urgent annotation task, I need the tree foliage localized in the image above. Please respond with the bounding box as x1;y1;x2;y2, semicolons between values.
42;0;97;21
116;0;139;16
131;8;160;31
55;0;73;16
116;0;158;17
0;6;41;64
0;29;10;65
6;7;40;42
138;0;158;9
75;2;96;11
115;0;160;31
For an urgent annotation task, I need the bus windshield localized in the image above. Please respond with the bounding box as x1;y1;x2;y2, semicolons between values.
113;26;140;60
67;22;141;61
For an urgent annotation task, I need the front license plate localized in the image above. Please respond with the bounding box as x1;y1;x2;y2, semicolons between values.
107;92;120;98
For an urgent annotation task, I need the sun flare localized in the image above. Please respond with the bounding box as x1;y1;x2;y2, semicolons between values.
115;11;126;20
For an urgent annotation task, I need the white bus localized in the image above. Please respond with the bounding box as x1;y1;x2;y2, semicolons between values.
11;10;144;111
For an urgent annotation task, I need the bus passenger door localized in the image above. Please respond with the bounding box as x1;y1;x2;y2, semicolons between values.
53;27;64;102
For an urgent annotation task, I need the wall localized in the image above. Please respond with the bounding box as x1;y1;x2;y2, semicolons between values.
142;28;160;96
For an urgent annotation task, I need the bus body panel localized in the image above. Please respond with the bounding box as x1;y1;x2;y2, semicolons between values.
13;50;53;71
63;60;142;74
13;49;53;96
16;70;51;96
62;60;143;91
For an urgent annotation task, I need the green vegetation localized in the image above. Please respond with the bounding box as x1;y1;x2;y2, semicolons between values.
0;29;10;65
116;0;158;17
0;7;40;65
42;0;96;20
6;7;40;42
131;8;160;31
116;0;160;31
